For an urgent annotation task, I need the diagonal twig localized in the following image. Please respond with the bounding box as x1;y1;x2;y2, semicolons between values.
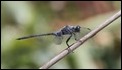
39;10;121;69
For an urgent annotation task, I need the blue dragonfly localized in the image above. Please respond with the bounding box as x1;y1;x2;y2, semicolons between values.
17;25;91;47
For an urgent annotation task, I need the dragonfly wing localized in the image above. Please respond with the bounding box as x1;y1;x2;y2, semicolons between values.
54;36;63;45
74;27;91;40
73;32;81;40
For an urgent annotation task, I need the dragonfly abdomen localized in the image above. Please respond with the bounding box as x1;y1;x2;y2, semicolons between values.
17;33;55;40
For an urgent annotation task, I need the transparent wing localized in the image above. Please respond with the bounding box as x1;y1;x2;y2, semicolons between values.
73;32;81;40
74;27;91;40
53;35;63;45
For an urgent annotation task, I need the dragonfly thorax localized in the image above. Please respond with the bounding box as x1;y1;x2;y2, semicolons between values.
55;25;81;36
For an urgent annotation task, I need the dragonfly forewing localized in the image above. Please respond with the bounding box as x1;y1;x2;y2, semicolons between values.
73;32;81;40
74;27;91;40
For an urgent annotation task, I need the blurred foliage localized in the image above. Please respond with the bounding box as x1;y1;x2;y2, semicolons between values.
1;1;121;69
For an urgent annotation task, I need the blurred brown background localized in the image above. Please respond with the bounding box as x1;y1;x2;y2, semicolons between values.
1;1;121;69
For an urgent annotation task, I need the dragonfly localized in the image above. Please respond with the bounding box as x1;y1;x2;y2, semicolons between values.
17;25;91;47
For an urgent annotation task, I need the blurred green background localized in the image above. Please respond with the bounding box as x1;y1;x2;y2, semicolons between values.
1;1;121;69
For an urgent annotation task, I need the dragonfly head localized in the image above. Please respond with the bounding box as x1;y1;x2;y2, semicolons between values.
75;25;81;32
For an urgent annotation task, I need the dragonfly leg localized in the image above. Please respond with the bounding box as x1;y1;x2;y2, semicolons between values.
66;34;72;48
66;34;75;53
72;32;77;41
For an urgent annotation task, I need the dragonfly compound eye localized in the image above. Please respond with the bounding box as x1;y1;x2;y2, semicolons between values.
75;25;81;32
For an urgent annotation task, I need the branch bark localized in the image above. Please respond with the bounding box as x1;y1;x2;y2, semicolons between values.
39;10;121;69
